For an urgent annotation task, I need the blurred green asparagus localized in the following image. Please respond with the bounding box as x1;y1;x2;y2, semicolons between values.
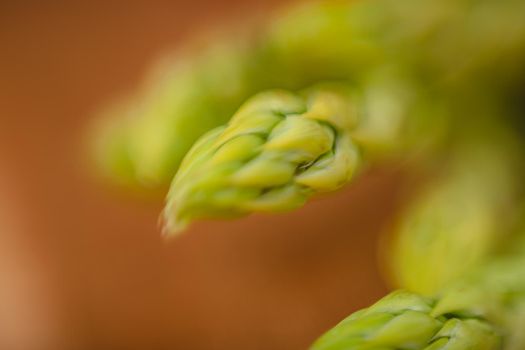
384;124;523;295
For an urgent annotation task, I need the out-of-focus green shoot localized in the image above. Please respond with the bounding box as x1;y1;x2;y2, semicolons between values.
311;231;525;350
383;126;523;295
92;41;266;188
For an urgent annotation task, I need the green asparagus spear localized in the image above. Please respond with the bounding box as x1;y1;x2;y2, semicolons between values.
311;234;525;350
162;72;452;233
163;86;362;233
311;290;500;350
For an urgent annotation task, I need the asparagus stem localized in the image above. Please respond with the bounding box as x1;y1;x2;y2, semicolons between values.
163;86;362;233
311;238;525;350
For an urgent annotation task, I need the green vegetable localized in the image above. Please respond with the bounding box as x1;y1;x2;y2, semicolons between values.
311;290;500;350
163;86;361;233
311;235;525;350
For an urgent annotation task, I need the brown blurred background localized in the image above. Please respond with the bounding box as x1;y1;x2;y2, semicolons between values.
0;1;399;349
